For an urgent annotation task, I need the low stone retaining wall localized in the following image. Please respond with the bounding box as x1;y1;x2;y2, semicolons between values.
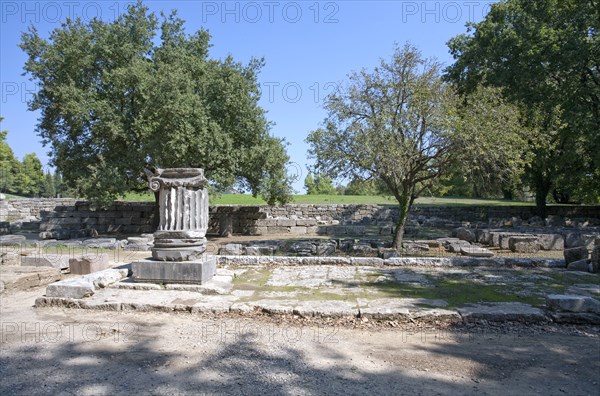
37;201;156;239
215;255;566;268
1;198;599;239
0;198;79;222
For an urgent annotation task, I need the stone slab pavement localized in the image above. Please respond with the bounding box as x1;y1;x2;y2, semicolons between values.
33;262;600;324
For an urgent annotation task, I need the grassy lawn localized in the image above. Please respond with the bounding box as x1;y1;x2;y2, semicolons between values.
1;193;30;200
2;191;548;206
119;192;535;206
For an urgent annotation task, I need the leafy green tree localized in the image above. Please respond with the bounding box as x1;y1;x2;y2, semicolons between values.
0;117;20;194
307;44;459;249
344;178;378;196
304;173;316;194
14;153;44;196
20;1;292;207
53;172;65;197
314;174;337;195
445;0;600;211
450;86;531;198
304;172;336;195
41;171;56;198
307;44;527;250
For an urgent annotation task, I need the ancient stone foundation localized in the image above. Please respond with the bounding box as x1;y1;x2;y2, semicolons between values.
2;198;599;238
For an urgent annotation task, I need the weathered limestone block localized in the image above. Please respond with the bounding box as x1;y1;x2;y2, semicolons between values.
296;219;317;226
508;236;540;253
448;241;471;253
378;248;400;259
452;227;475;242
69;254;110;275
290;226;307;235
591;239;600;273
244;246;261;256
477;230;492;245
564;246;589;265
219;243;243;255
89;268;129;288
567;259;591;272
499;233;528;250
460;246;494;258
546;295;600;314
565;232;584;248
21;254;70;270
131;257;216;284
458;302;547;323
276;219;296;227
536;234;564;251
46;279;95;298
403;242;430;252
487;232;502;247
0;234;26;246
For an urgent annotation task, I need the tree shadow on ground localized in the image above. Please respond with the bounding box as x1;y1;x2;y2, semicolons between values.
1;313;599;395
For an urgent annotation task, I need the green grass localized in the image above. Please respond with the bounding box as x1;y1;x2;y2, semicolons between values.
120;192;536;206
1;193;29;200
7;191;581;207
366;280;544;308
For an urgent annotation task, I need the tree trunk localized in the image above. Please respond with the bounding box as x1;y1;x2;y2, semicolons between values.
534;173;551;219
392;193;413;251
502;188;514;200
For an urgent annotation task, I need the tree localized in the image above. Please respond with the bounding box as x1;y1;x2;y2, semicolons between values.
53;172;65;197
304;173;316;194
304;172;336;195
41;171;56;198
14;153;44;196
307;44;458;249
307;44;527;250
343;177;390;196
449;86;531;198
445;0;600;211
344;178;376;196
20;1;292;207
0;117;20;194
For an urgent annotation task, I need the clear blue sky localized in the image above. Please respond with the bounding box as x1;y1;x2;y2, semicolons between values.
0;0;494;192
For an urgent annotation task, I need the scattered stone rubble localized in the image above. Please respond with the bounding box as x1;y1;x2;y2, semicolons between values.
451;228;599;273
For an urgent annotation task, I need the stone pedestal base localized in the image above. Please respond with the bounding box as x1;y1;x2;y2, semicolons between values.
131;256;216;284
152;234;207;261
151;245;207;261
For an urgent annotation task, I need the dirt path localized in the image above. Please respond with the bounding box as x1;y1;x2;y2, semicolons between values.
1;287;599;395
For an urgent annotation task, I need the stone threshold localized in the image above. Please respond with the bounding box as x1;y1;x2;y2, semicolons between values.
34;294;600;325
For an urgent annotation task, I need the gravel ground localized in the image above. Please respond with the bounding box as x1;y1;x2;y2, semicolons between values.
1;287;599;396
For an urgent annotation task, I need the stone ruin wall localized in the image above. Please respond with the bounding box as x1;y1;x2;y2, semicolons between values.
1;198;600;239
